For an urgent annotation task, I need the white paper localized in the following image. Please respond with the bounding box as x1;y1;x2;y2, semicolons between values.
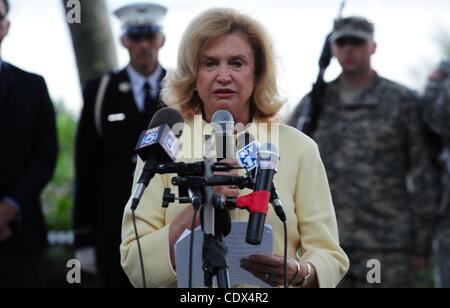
175;221;273;288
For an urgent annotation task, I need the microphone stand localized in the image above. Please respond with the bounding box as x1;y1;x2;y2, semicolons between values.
201;134;231;288
166;169;287;288
164;171;238;288
164;136;233;288
162;137;285;288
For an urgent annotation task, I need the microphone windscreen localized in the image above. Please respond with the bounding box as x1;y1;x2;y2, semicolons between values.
257;143;280;169
212;110;234;133
212;110;234;123
147;107;185;136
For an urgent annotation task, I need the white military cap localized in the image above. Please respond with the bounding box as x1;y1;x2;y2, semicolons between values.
114;3;167;35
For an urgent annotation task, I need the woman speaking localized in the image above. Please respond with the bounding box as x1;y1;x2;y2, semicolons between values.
121;8;348;288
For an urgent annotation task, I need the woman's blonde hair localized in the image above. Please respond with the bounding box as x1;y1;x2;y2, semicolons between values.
161;8;285;122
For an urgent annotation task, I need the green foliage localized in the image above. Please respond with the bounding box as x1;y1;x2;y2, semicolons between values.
42;102;76;231
416;257;437;288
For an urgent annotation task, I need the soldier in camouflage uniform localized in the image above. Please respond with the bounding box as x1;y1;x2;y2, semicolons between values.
423;61;450;287
289;17;439;288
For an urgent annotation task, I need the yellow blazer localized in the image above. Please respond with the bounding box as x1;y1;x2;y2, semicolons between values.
121;117;349;288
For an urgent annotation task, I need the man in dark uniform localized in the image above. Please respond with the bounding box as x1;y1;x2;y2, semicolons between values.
0;0;58;287
73;3;168;288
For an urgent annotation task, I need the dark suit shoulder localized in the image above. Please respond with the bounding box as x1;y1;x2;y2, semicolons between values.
81;69;129;119
4;63;51;112
83;69;128;100
84;69;127;89
6;63;47;86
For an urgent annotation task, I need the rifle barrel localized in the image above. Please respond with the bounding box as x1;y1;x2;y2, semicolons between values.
338;1;346;19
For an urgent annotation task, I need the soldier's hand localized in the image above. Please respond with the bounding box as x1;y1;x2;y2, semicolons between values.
411;256;430;272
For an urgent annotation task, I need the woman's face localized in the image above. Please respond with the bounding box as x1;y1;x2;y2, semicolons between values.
196;33;256;124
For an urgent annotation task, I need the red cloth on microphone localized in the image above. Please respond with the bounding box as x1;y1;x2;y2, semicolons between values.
236;191;270;214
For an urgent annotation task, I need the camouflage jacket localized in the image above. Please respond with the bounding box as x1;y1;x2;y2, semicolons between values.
293;73;439;255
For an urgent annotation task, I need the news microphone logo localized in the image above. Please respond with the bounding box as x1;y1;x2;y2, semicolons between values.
140;127;161;146
236;140;259;172
136;125;179;162
162;132;178;156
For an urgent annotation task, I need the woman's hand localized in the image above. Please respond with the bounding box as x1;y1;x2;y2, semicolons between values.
169;205;201;269
240;255;318;288
214;158;241;197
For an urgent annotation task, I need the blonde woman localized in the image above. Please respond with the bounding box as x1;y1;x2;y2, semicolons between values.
121;8;348;288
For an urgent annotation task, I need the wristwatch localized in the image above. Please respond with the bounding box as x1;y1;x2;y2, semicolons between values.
301;262;313;287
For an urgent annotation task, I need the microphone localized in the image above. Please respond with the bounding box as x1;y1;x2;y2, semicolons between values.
210;110;235;237
237;143;280;245
236;134;286;222
131;108;185;210
249;143;280;244
212;110;235;160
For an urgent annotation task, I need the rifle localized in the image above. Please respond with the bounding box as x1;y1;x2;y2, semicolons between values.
296;1;346;136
